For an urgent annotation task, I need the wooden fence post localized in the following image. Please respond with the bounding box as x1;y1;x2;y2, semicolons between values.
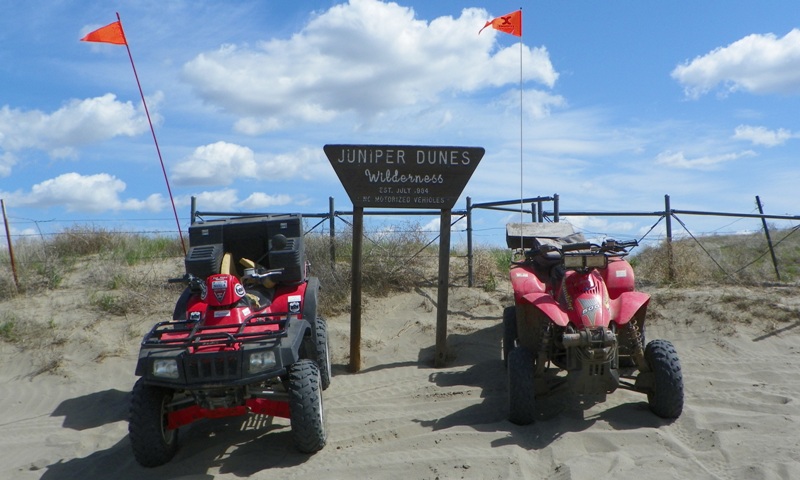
1;199;19;292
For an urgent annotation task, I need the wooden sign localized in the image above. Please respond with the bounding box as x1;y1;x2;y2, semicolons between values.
324;144;485;209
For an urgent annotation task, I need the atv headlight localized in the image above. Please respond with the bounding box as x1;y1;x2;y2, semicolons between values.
564;254;607;269
153;359;179;379
248;351;277;374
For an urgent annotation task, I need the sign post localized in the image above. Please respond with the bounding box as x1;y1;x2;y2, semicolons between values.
435;208;452;367
324;145;485;371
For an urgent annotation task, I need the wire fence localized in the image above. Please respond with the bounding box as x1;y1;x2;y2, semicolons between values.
4;194;800;286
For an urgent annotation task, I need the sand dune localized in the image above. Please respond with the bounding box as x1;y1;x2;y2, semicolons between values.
2;268;800;479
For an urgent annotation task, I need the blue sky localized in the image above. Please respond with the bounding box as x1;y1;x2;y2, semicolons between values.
2;0;799;247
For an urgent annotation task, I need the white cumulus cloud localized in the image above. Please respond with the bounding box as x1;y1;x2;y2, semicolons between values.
182;0;558;133
4;172;165;212
672;28;800;98
238;192;293;209
172;143;325;186
172;141;259;186
0;93;152;159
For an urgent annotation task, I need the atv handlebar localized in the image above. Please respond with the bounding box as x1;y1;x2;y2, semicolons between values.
561;241;592;252
168;273;205;292
168;268;286;289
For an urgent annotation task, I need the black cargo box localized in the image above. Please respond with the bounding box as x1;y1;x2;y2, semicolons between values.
185;214;305;283
184;243;224;279
269;235;305;285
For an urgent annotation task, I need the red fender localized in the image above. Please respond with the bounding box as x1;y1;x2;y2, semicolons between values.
509;266;547;303
609;291;650;325
520;292;570;327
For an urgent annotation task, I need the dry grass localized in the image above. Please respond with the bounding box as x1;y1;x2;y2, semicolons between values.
633;226;800;286
3;221;799;376
305;222;438;315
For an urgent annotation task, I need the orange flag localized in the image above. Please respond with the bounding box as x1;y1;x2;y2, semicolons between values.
479;10;522;37
80;21;127;45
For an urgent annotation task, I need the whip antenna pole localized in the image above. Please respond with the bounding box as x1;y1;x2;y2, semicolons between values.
116;12;186;255
519;7;524;231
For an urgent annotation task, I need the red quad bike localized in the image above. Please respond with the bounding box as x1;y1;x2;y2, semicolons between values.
503;223;683;425
129;214;331;467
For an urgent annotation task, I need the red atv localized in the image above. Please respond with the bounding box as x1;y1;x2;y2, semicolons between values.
504;223;683;425
129;214;330;467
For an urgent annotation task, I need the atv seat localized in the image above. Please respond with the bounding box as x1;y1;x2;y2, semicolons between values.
220;252;239;278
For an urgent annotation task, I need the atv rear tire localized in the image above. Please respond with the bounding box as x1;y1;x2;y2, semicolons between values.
645;339;684;419
508;347;536;425
313;317;332;390
288;359;327;453
502;306;517;368
129;378;178;467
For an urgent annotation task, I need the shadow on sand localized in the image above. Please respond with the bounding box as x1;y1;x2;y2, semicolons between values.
42;383;326;479
413;321;675;451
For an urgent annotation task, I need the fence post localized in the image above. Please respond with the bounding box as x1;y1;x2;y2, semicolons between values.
665;194;674;282
1;199;19;293
329;196;336;271
466;197;473;288
553;193;560;222
190;196;197;224
537;200;543;222
756;195;781;281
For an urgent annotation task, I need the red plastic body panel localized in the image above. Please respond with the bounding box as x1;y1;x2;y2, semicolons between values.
512;262;649;328
510;265;548;301
600;258;636;299
204;274;246;307
608;291;650;325
522;292;570;327
559;270;611;328
165;282;309;353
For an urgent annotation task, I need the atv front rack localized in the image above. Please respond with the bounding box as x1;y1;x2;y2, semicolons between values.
140;312;292;350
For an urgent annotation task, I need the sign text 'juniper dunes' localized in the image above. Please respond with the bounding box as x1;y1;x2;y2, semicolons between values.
324;144;485;209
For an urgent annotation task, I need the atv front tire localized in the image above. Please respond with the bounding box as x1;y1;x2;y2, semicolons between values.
508;347;536;425
644;339;684;419
288;359;327;453
129;378;178;467
502;306;517;368
313;317;332;390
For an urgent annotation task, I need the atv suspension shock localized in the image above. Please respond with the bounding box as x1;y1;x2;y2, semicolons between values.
627;320;647;371
536;322;551;376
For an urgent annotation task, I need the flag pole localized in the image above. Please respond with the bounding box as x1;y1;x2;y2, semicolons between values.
519;7;524;229
116;12;186;255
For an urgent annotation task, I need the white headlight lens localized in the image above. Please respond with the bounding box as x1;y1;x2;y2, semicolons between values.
586;255;607;268
153;359;179;379
249;351;277;373
564;255;581;268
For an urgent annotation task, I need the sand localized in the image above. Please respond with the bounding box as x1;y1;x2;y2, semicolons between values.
2;259;800;480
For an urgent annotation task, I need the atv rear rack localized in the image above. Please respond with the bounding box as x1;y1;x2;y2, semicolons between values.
140;312;292;350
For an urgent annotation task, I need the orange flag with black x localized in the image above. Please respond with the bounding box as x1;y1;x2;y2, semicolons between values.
479;10;522;37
